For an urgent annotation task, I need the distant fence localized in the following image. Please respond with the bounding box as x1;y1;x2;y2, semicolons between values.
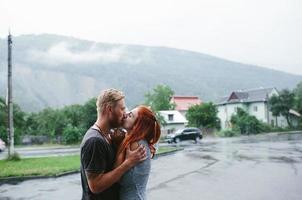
21;135;63;145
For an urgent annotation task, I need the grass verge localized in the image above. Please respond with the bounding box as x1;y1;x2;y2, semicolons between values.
0;154;80;178
0;146;180;178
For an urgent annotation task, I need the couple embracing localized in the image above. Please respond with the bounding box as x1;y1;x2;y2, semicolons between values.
80;88;161;200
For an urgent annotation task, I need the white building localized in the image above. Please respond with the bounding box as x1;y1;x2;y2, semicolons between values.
216;87;294;130
159;110;188;135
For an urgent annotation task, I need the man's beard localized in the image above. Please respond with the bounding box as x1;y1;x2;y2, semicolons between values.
109;112;123;128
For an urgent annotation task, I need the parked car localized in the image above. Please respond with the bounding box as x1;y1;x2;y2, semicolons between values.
0;138;6;152
165;127;202;143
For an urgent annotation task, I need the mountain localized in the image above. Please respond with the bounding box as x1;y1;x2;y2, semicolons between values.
0;34;301;112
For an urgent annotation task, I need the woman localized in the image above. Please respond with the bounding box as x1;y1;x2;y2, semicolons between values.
114;105;161;200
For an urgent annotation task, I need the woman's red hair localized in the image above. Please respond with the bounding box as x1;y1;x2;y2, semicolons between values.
118;105;161;158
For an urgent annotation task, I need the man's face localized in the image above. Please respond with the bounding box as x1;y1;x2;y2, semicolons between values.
108;99;126;128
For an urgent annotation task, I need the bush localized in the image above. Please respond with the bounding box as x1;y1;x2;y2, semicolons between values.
259;122;273;133
0;127;7;143
62;124;82;144
216;129;240;137
231;108;266;135
6;152;21;161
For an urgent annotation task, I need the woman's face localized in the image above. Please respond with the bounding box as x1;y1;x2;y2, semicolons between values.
123;108;138;130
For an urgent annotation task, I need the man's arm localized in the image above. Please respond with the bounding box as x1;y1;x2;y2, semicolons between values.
86;144;146;194
114;149;125;169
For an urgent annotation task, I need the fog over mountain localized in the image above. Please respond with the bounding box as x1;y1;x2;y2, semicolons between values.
0;34;301;112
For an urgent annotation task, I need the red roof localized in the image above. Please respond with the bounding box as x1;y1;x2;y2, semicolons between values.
171;96;202;111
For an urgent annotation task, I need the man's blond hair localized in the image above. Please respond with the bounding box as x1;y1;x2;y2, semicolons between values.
96;88;125;114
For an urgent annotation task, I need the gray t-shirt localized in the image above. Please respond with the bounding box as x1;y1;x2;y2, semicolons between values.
119;140;151;200
80;128;119;200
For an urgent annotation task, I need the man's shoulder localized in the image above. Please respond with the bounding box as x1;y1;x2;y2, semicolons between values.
80;128;106;149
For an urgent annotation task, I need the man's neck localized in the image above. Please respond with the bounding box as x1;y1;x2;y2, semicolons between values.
95;118;110;134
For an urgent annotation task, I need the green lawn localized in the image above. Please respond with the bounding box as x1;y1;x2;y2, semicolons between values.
156;146;181;154
0;146;180;178
0;155;80;178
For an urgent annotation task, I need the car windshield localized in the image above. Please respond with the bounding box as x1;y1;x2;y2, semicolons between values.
175;129;183;134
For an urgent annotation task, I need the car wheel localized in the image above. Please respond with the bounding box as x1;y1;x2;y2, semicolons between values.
194;137;201;143
175;138;181;143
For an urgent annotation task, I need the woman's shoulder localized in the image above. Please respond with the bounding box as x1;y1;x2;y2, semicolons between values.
129;140;149;150
138;139;149;148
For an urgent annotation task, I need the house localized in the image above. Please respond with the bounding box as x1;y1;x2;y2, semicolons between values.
159;110;188;135
216;87;300;129
170;96;202;117
289;109;301;127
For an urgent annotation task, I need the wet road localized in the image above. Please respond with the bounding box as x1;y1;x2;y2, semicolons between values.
1;132;302;200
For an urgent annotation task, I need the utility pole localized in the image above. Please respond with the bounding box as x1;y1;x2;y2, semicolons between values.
7;31;14;157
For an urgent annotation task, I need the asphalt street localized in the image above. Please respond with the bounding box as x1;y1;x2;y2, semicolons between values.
1;132;302;200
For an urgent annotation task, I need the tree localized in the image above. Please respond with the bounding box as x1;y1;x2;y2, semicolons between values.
63;104;84;127
145;85;175;111
12;103;26;144
186;102;220;131
24;112;39;135
81;97;97;130
23;98;96;144
0;97;7;143
0;97;26;144
269;89;295;128
62;124;81;144
30;108;69;140
144;85;176;126
268;95;281;127
293;81;302;115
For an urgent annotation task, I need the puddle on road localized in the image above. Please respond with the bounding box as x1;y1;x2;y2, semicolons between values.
185;152;219;162
197;147;220;153
233;133;302;144
231;153;301;165
235;154;261;162
38;188;57;192
0;197;11;200
268;156;298;163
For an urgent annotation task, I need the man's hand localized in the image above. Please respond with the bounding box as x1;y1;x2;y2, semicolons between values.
124;144;147;168
110;128;126;147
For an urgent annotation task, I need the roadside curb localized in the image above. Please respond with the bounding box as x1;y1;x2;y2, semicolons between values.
275;130;302;135
0;148;183;185
0;170;80;186
154;148;184;159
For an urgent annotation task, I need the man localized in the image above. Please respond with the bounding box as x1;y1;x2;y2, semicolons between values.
80;88;147;200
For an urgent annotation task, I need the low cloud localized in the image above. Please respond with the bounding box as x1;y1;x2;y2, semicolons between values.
27;42;142;65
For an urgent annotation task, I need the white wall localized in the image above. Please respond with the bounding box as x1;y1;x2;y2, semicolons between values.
218;103;246;129
247;102;267;123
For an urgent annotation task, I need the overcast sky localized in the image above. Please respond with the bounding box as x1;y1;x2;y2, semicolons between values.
1;0;301;75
